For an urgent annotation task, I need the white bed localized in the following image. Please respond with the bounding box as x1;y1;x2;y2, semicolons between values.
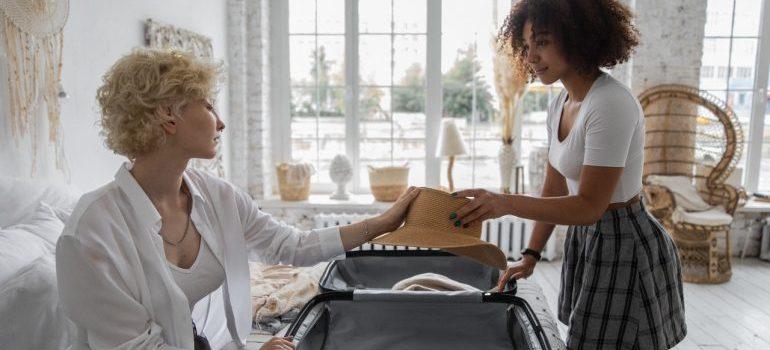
0;177;81;350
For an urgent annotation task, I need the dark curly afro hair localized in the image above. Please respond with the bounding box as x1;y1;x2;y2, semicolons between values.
498;0;640;82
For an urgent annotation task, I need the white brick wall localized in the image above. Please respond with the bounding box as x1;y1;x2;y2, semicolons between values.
630;0;708;95
227;0;271;199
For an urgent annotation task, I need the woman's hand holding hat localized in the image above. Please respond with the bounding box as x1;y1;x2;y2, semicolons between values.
371;186;421;235
450;188;511;227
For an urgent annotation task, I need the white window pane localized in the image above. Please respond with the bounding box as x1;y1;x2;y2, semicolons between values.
316;138;347;183
700;38;731;90
289;0;315;34
359;0;391;33
393;109;425;138
317;36;346;86
360;140;393;162
359;35;392;85
729;39;757;89
442;158;474;190
291;137;318;164
761;77;770;191
359;87;391;125
704;0;734;37
392;87;424;114
726;91;753;128
474;159;502;191
393;35;426;85
318;115;346;139
291;116;316;139
319;87;346;119
759;143;770;191
732;0;762;37
393;140;427;187
290;88;317;119
290;36;316;86
317;0;345;34
393;0;426;33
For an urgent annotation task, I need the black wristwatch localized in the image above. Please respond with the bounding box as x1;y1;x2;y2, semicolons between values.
521;248;542;261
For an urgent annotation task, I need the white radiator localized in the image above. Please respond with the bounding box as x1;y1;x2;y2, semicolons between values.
482;215;558;261
313;213;557;260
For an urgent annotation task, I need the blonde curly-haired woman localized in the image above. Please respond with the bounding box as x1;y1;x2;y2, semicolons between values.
55;49;419;350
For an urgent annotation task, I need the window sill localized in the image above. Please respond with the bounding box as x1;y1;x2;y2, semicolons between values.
258;194;391;211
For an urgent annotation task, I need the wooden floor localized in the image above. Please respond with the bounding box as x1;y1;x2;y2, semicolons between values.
530;258;770;350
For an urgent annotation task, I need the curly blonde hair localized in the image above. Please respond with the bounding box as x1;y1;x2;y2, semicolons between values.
96;49;222;159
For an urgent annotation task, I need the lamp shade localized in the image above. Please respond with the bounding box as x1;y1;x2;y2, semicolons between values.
436;118;468;157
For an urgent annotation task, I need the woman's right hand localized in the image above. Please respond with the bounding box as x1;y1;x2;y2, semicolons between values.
497;255;538;291
259;336;295;350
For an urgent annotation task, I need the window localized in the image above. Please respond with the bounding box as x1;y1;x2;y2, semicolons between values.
273;0;515;193
737;66;753;78
440;0;512;189
357;0;428;189
701;0;769;192
701;65;715;78
288;0;346;185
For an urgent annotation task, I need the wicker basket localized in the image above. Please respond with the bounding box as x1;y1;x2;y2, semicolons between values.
276;163;312;201
368;165;409;202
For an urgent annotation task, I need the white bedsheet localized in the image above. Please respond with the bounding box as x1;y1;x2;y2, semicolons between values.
0;254;76;350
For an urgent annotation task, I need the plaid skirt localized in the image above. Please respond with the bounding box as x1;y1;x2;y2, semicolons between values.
558;201;687;350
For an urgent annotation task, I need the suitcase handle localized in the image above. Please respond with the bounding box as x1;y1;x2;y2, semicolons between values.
352;290;483;303
502;277;518;296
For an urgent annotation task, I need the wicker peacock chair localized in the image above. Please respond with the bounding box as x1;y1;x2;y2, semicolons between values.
638;84;744;284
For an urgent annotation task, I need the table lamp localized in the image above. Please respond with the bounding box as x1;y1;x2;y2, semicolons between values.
436;118;468;193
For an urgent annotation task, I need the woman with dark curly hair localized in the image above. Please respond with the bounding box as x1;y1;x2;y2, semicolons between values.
452;1;686;349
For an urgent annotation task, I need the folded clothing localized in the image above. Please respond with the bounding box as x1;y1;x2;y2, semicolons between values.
392;273;481;292
249;262;328;324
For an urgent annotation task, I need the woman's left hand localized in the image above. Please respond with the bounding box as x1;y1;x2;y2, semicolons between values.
452;188;511;227
371;187;420;234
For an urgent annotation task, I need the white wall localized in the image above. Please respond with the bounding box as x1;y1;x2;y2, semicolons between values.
0;0;229;191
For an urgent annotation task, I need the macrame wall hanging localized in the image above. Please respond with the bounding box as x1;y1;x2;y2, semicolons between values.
144;18;225;179
0;0;69;175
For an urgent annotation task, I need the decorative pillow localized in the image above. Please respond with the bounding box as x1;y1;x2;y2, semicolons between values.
0;202;64;285
672;206;733;226
646;175;712;211
0;176;81;227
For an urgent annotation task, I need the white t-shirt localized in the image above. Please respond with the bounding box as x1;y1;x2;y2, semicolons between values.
168;238;226;311
546;72;644;203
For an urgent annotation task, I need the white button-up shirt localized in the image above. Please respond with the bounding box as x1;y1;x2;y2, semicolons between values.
56;163;344;349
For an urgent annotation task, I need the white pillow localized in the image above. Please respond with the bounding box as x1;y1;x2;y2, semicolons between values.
672;206;733;226
646;175;712;211
0;202;64;285
0;176;82;227
14;202;66;246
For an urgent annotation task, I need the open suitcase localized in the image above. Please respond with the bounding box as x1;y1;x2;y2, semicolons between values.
286;250;552;349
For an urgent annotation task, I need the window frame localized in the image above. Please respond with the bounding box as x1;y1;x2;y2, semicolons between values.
271;0;770;194
271;0;444;194
738;0;770;192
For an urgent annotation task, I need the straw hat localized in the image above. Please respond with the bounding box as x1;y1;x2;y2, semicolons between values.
372;187;507;270
0;0;69;35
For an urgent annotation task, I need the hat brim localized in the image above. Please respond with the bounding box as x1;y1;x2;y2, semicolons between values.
372;226;508;270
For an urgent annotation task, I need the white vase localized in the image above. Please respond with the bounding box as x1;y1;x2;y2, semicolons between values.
528;143;549;194
498;143;517;194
